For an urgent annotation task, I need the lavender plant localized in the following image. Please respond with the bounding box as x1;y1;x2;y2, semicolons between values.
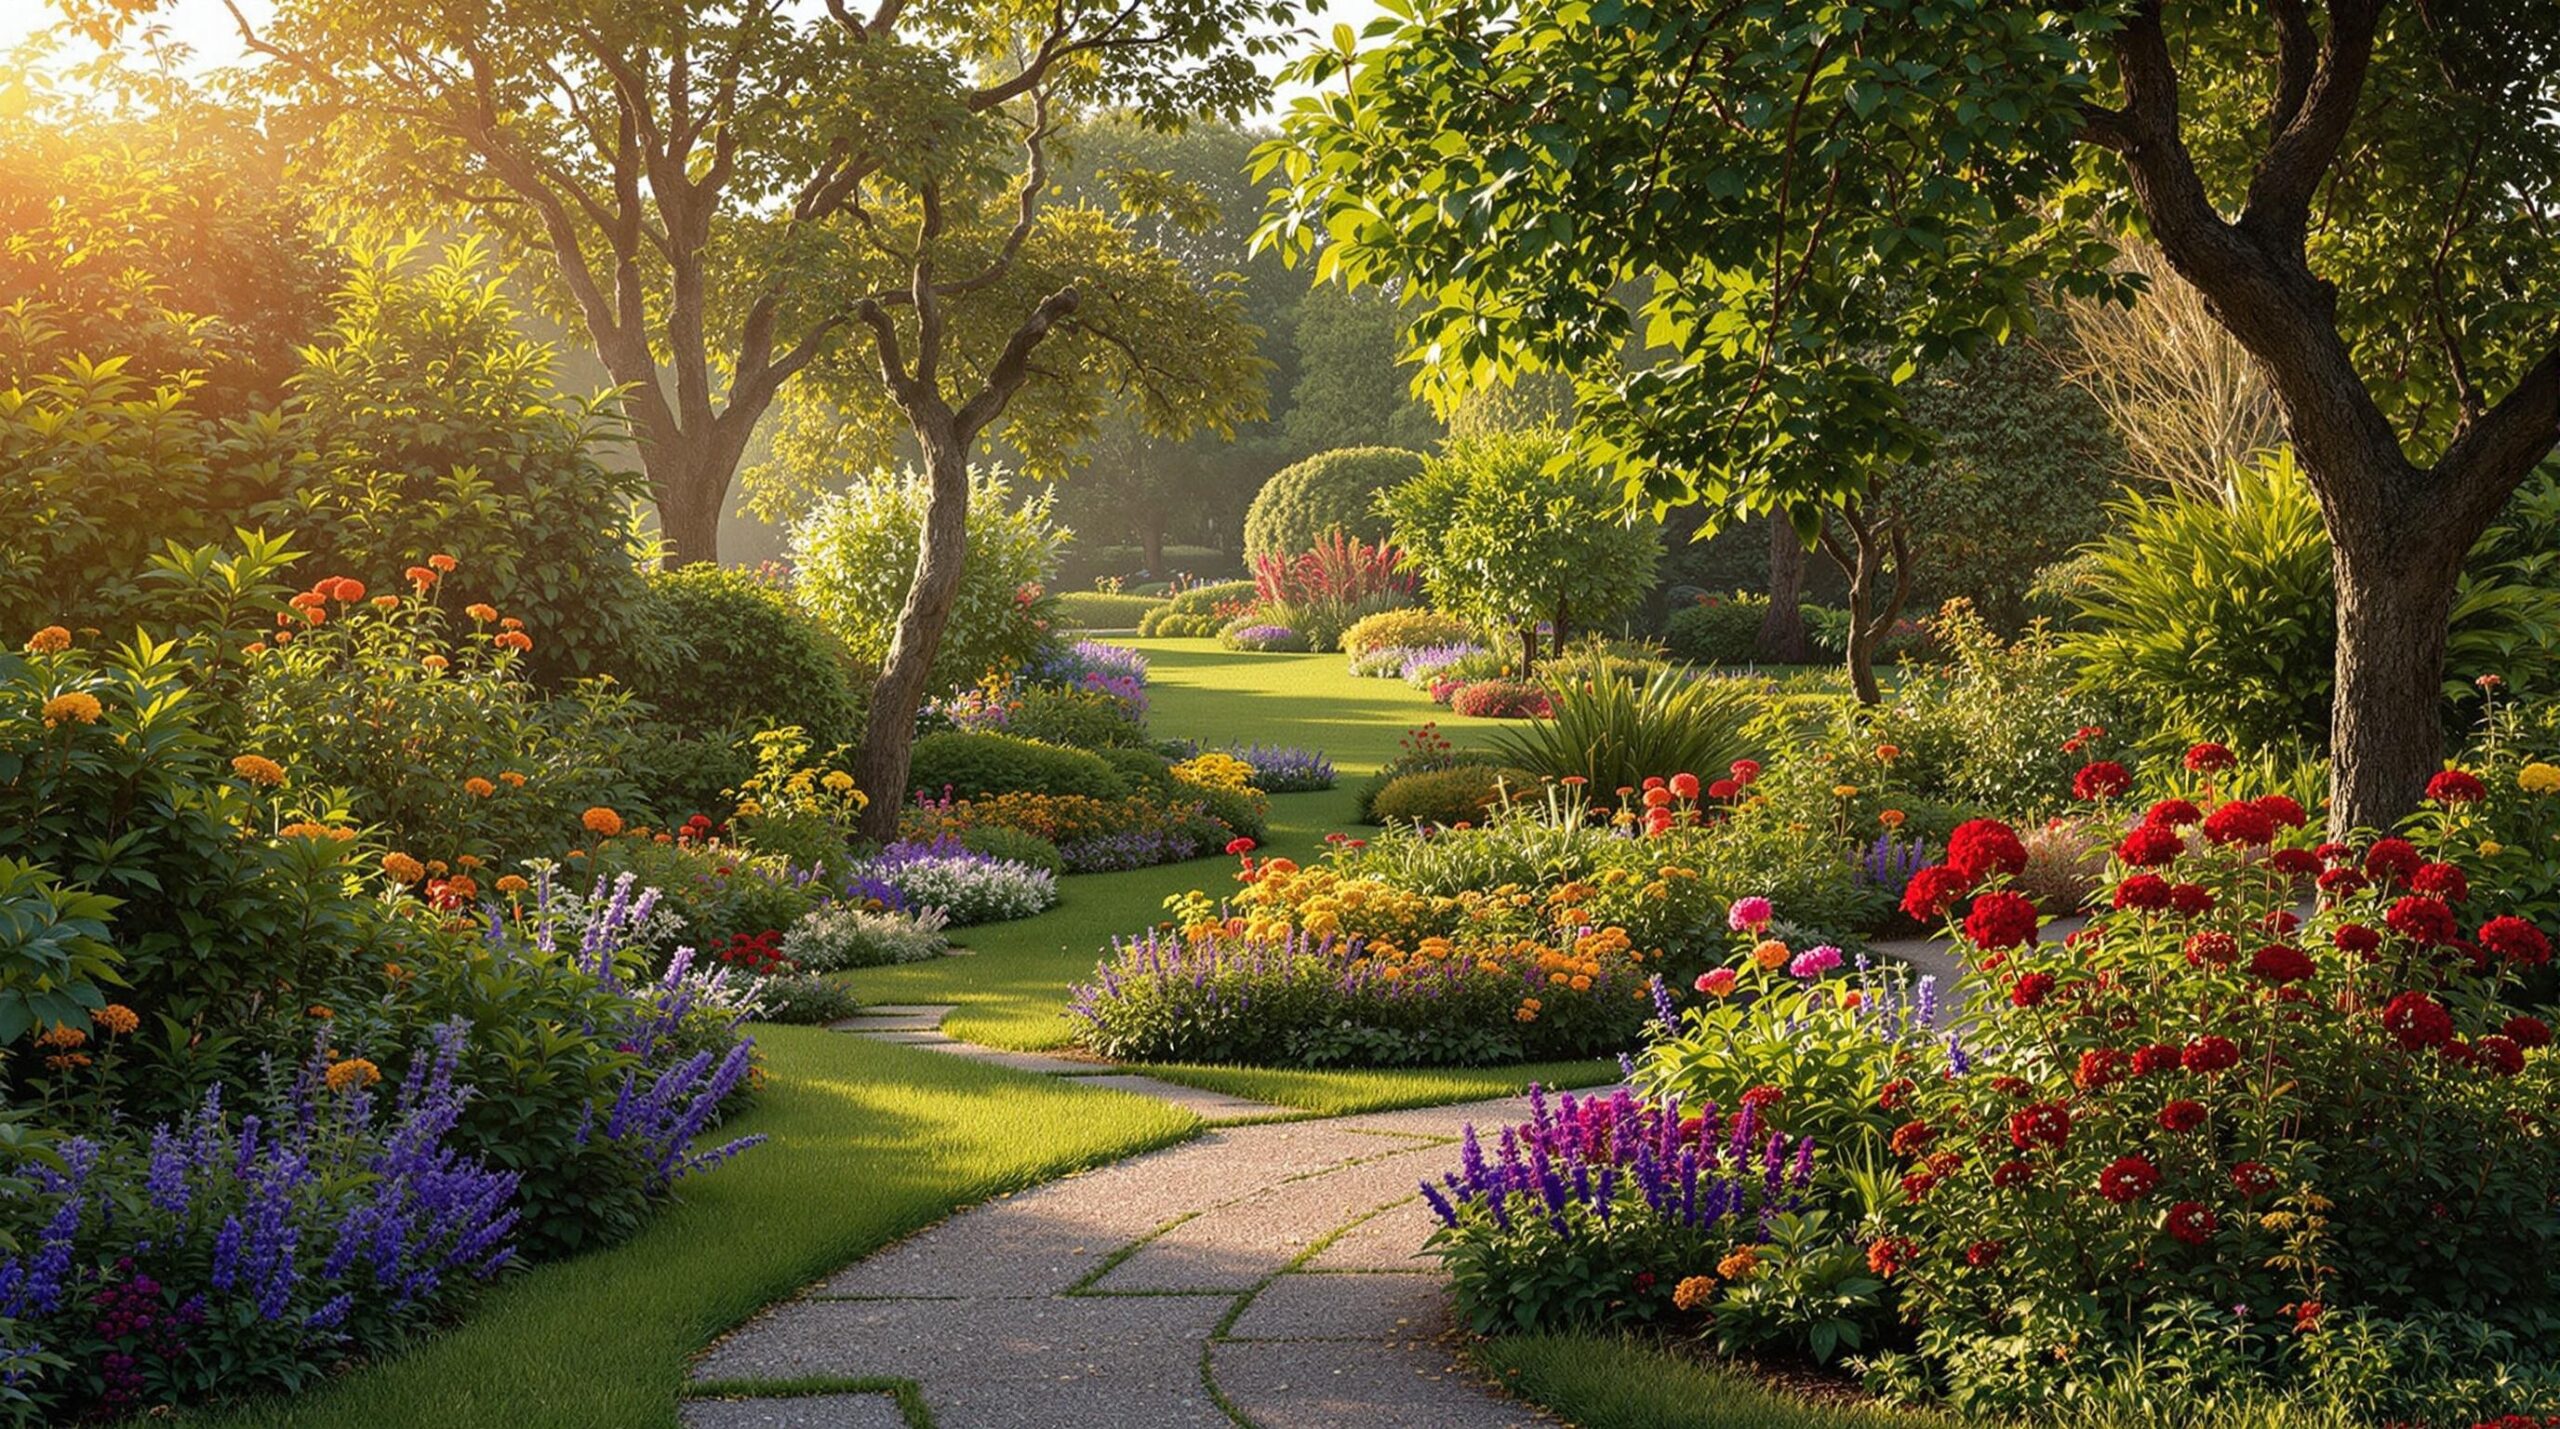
1219;743;1336;794
861;838;1058;924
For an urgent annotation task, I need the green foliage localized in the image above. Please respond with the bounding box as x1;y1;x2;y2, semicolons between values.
1242;446;1421;558
1663;596;1773;666
623;566;859;751
792;466;1065;696
1369;764;1528;827
1340;606;1477;658
1491;668;1763;796
254;237;654;685
1138;579;1257;637
0;858;122;1045
1380;430;1662;659
1050;590;1164;630
905;731;1130;803
1279;286;1443;453
1005;684;1150;749
779;904;949;972
1874;600;2115;820
946;825;1065;877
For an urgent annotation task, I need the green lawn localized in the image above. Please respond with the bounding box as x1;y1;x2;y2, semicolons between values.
1135;1058;1621;1115
187;1028;1197;1429
1471;1335;1951;1429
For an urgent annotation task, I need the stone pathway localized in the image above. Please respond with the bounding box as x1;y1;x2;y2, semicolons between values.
683;1093;1558;1429
826;1005;1294;1123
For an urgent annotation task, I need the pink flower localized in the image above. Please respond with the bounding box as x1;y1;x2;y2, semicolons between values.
1726;896;1774;932
1788;945;1843;979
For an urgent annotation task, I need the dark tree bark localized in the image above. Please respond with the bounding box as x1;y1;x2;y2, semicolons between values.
1552;593;1571;660
1816;503;1913;707
1756;516;1813;663
2080;0;2560;833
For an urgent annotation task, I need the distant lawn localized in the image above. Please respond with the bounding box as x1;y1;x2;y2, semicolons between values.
182;1028;1197;1429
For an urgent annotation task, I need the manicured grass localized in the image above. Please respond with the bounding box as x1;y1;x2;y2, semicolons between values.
1136;1059;1623;1116
844;638;1512;1051
1471;1334;1951;1429
184;1027;1196;1429
1051;589;1164;630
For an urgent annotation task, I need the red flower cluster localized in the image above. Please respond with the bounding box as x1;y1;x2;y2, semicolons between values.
1900;865;1971;921
2008;1102;2071;1150
2096;1154;2161;1204
2157;1098;2208;1133
2199;800;2275;847
2383;991;2454;1051
2182;1035;2241;1074
2166;1200;2218;1245
2245;943;2316;985
2478;915;2552;966
1945;819;2027;882
713;930;795;977
1966;891;2041;951
2009;971;2056;1007
2426;768;2487;804
2183;741;2236;774
2072;760;2132;800
2116;823;2184;867
2385;895;2459;946
2364;837;2422;882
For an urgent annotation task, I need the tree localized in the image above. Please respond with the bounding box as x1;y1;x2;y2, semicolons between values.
1281;284;1442;453
1266;0;2560;830
1378;429;1662;674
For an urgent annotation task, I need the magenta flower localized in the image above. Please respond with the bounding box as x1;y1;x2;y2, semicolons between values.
1727;896;1774;932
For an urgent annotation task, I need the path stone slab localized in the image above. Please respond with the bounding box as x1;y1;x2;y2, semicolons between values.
850;1005;958;1017
1306;1198;1440;1272
1094;1143;1452;1292
841;1028;961;1045
1227;1271;1455;1341
1211;1338;1549;1429
680;1393;908;1429
1068;1074;1289;1121
698;1294;1231;1429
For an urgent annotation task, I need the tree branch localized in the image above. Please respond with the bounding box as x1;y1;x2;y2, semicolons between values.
957;287;1081;435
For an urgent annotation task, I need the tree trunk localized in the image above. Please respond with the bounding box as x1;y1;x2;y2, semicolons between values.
1816;504;1911;709
853;422;971;842
1141;520;1167;576
1756;517;1813;663
654;467;726;569
1517;621;1539;678
2325;513;2467;836
1552;594;1570;660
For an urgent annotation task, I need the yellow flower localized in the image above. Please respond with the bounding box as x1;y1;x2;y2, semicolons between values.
1832;784;1860;799
381;852;426;883
1673;1274;1718;1311
582;807;624;837
40;692;103;728
25;625;71;654
324;1057;381;1092
2520;762;2560;796
231;754;287;788
2480;840;2505;857
821;770;857;794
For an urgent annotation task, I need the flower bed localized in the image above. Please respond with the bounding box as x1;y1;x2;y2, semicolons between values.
859;836;1058;924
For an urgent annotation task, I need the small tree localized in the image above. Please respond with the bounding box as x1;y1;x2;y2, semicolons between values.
1378;430;1661;674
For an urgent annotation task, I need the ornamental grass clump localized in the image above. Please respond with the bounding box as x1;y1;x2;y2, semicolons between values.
860;836;1057;924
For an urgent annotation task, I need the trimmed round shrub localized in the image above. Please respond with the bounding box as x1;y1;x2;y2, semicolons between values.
1341;607;1478;659
1139;579;1258;637
1097;746;1180;796
949;823;1065;877
1242;447;1422;559
1450;679;1552;719
1369;763;1530;825
1662;594;1770;665
905;731;1129;802
624;565;859;747
1219;621;1311;653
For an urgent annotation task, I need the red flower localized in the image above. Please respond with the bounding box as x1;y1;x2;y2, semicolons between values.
2253;794;2308;829
1225;837;1258;856
1877;1077;1916;1111
2166;1200;2219;1245
1889;1120;1938;1157
2097;1155;2162;1204
2201;801;2275;846
2503;1015;2552;1048
2332;923;2381;956
1669;772;1700;800
1729;758;1761;785
2116;824;2185;867
2230;1161;2277;1197
2073;760;2133;800
2411;862;2470;904
2364;837;2422;882
1740;1084;1785;1110
2386;895;2459;946
2132;1042;2181;1076
2113;874;2173;912
2246;943;2316;985
1991;1160;2035;1188
2168;882;2215;916
2426;768;2487;804
2268;848;2321;880
1866;1237;1918;1277
1963;1239;2005;1267
2382;991;2455;1050
1900;865;1971;921
2182;1035;2242;1074
2183;742;2237;773
2008;1102;2071;1150
2157;1098;2208;1133
2183;931;2239;968
2075;1047;2126;1091
2316;867;2368;899
2009;970;2057;1007
1946;819;2028;882
2478;916;2552;966
2143;798;2202;831
2477;1034;2525;1076
1965;891;2041;950
2259;908;2302;937
1707;778;1740;799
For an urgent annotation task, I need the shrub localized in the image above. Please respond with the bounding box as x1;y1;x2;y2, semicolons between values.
621;565;859;749
1353;721;1493;821
1341;606;1477;659
1662;593;1771;665
584;838;831;947
1242;446;1421;558
1050;590;1163;630
1249;532;1420;651
1874;600;2121;820
1023;638;1149;717
861;837;1059;925
1450;679;1553;719
746;971;868;1025
1006;686;1149;749
792;466;1063;697
1491;667;1762;796
780;903;951;970
905;730;1130;802
900;788;1232;872
1070;920;1653;1066
947;824;1066;877
1370;764;1529;825
1137;579;1256;637
1219;621;1310;653
2010;814;2111;914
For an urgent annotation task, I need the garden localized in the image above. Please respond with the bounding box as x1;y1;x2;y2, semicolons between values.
5;1;2560;1428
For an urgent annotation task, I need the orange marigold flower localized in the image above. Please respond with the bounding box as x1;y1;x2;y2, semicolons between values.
372;595;400;611
41;692;103;727
1751;938;1789;971
1716;1247;1760;1281
405;564;439;589
307;1004;334;1020
1672;1274;1718;1311
45;1053;91;1071
382;962;411;981
499;771;527;787
427;553;459;573
582;806;624;837
324;1057;380;1091
427;859;449;876
500;616;524;632
421;654;450;672
380;852;426;883
330;577;368;602
231;754;287;787
494;630;534;653
456;853;483;869
35;1024;87;1050
496;874;530;894
1879;808;1907;830
464;776;496;798
465;603;499;623
26;625;71;654
94;1004;140;1035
